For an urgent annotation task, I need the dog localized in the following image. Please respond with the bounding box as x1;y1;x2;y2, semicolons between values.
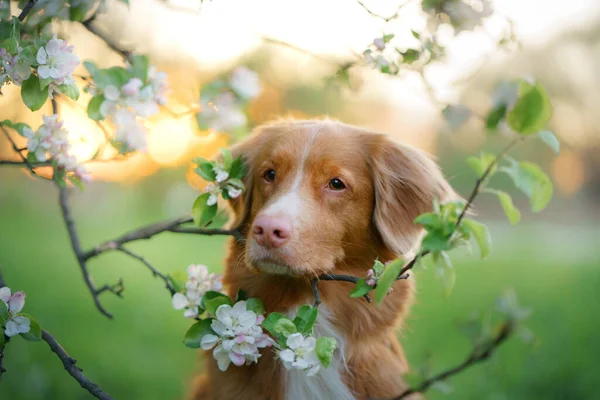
190;119;455;400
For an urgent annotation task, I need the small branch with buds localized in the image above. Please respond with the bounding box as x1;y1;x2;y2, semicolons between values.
356;0;410;23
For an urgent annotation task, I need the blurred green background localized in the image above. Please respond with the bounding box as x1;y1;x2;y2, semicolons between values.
2;0;600;399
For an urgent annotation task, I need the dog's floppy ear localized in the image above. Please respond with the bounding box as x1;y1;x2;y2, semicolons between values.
370;135;457;256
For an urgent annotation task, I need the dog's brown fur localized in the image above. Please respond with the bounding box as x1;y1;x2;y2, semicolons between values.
189;119;455;400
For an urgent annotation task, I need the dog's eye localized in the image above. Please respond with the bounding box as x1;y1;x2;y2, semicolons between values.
328;178;346;191
264;169;276;182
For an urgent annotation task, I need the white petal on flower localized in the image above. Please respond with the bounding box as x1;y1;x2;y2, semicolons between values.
8;292;25;313
213;166;229;183
211;319;229;336
35;148;47;162
121;78;143;97
5;320;20;337
36;47;47;64
229;351;246;366
0;287;11;303
104;85;120;101
286;333;305;350
45;38;61;57
99;100;117;118
171;293;188;310
213;345;231;372
303;336;316;352
229;67;262;100
292;358;310;370
12;315;31;334
207;194;218;206
22;127;34;139
187;264;209;281
200;334;220;350
183;307;199;319
37;65;50;79
279;349;295;363
232;301;247;314
373;37;385;50
227;187;242;199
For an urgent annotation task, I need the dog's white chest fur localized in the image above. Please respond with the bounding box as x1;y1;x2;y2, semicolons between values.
283;306;356;400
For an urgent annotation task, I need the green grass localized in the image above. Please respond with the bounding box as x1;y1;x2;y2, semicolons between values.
0;172;598;399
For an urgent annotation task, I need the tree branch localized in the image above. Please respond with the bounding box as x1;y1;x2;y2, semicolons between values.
42;330;114;400
81;15;131;59
116;246;175;295
356;0;409;23
392;322;513;399
0;124;46;179
57;186;116;318
18;0;38;22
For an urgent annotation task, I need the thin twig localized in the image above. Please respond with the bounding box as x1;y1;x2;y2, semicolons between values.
0;345;6;382
311;278;321;307
356;0;409;22
81;16;131;59
42;330;114;400
18;0;38;22
317;274;371;303
392;322;513;399
57;187;115;318
260;36;353;66
82;217;240;261
116;246;175;295
0;124;43;178
0;160;50;166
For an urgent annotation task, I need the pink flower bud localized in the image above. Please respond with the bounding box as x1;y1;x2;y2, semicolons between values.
366;279;375;287
366;269;374;278
373;37;385;50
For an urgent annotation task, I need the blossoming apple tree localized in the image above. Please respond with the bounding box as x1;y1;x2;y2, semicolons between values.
0;1;559;399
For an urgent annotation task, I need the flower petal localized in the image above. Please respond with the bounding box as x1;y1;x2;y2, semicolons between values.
12;315;30;334
8;292;25;313
0;287;11;303
279;349;295;363
285;333;304;350
36;48;47;64
200;334;220;350
229;351;246;366
171;293;188;310
37;65;50;79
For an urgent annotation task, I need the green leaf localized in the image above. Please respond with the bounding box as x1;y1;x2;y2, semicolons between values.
130;54;149;82
372;259;385;275
293;305;318;334
485;104;507;131
225;178;244;190
194;162;216;181
349;279;372;298
414;212;442;230
539;130;560;155
58;83;80;101
399;48;420;64
0;38;18;54
245;298;265;315
229;157;246;180
105;66;130;87
461;219;491;259
262;312;286;337
488;189;520;225
18;313;42;341
69;4;88;22
200;291;228;309
38;76;53;90
466;153;496;178
1;120;31;136
0;16;19;41
192;193;218;227
19;45;38;65
382;33;395;43
235;289;248;302
219;148;233;171
21;75;49;111
83;61;100;78
420;232;452;253
411;30;420;39
501;160;553;212
183;318;214;348
274;318;297;337
87;94;105;120
0;328;5;348
375;258;403;305
203;293;232;316
507;80;552;135
315;337;337;368
0;301;7;322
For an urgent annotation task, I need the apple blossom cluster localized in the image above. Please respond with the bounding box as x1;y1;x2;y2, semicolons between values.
200;301;273;371
0;47;32;86
278;333;322;376
191;149;246;227
0;287;31;338
21;115;90;182
85;56;169;153
36;35;80;98
171;264;224;319
196;67;262;135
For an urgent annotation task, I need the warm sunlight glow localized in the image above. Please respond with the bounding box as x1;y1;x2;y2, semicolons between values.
551;149;586;196
148;116;195;165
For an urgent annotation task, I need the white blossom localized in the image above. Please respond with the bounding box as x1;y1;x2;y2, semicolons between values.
172;264;223;319
0;48;32;86
373;37;385;50
36;35;79;82
279;333;321;376
227;187;242;199
443;0;493;32
201;301;272;371
213;165;229;183
229;67;261;100
0;287;31;338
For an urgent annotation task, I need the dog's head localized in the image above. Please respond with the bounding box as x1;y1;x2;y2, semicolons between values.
224;119;455;277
